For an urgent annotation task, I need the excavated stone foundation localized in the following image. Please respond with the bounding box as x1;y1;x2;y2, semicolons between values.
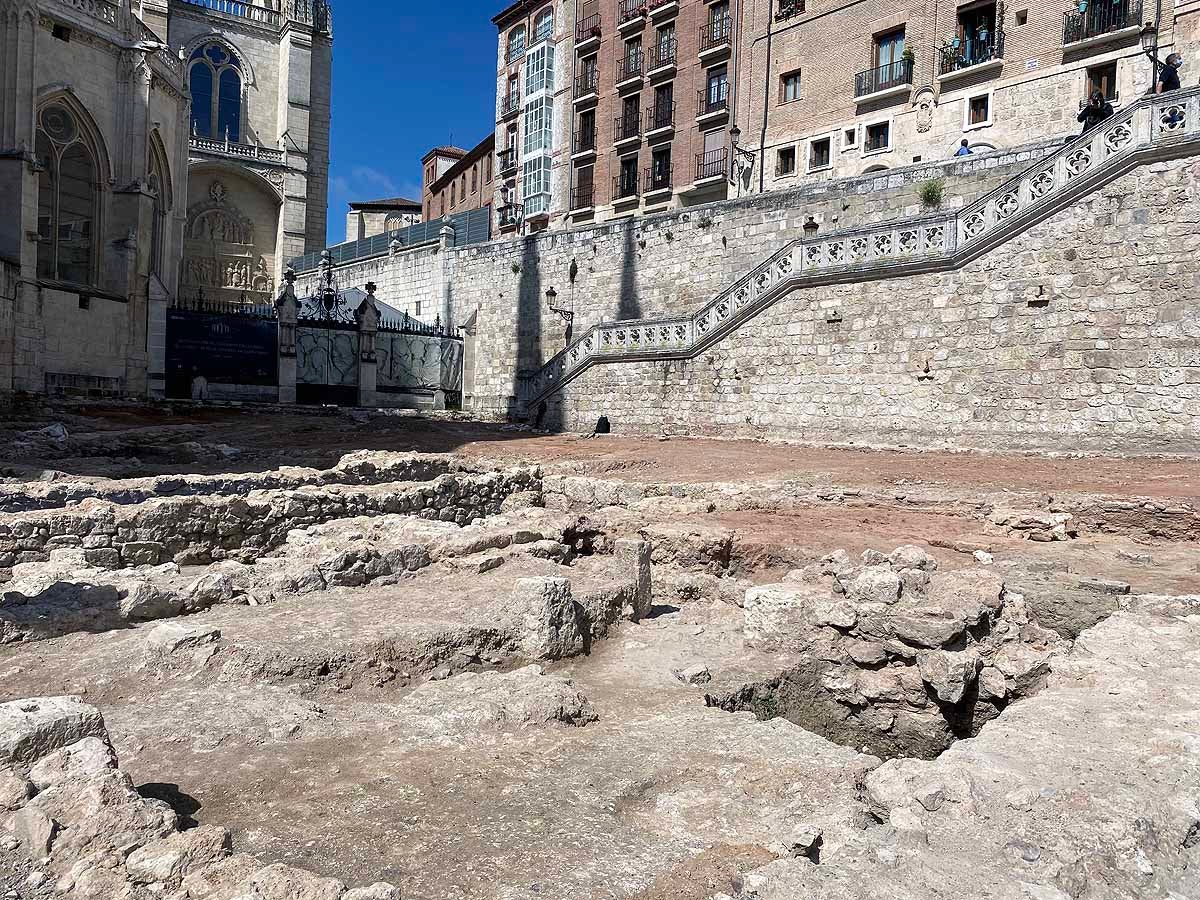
1;410;1197;900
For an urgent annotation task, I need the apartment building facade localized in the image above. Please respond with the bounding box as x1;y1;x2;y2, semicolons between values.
737;0;1187;193
493;0;577;234
564;0;741;224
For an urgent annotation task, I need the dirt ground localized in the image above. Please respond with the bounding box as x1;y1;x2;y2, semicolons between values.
2;403;1199;900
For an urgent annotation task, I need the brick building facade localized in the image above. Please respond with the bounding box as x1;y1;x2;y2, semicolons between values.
565;0;741;225
736;0;1184;192
422;134;497;223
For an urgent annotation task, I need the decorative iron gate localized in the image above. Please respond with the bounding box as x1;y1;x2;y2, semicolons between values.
295;252;360;406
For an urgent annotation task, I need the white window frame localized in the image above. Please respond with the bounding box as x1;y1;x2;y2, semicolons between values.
842;124;859;151
862;116;894;156
805;134;834;173
522;156;552;214
525;43;555;98
963;89;994;132
522;96;553;156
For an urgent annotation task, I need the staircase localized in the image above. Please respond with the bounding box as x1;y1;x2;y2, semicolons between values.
521;87;1200;407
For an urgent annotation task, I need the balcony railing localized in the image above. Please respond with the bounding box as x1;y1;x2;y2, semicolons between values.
613;170;640;200
695;148;728;181
618;0;647;24
855;58;915;97
646;102;675;131
1063;0;1142;45
649;0;676;11
574;69;600;98
697;88;729;117
939;31;1005;75
571;184;595;210
699;15;733;53
615;113;642;142
645;165;672;193
649;37;677;70
498;204;523;229
497;148;518;174
617;50;645;82
500;92;521;118
575;12;602;43
190;135;285;164
574;126;597;154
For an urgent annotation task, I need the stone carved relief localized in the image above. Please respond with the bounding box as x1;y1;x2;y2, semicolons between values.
181;254;273;295
914;89;936;134
189;208;253;245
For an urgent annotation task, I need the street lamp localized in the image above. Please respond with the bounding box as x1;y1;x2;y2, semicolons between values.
1140;21;1157;54
728;125;756;189
803;216;820;239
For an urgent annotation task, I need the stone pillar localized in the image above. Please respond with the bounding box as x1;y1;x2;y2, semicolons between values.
438;221;455;330
355;281;380;408
275;268;299;404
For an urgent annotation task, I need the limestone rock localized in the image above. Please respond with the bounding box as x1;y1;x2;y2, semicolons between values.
400;666;597;733
515;577;583;660
0;697;106;773
888;545;938;571
673;663;712;685
846;567;901;605
916;650;980;704
0;767;34;811
220;863;345;900
28;737;117;790
343;883;401;899
11;806;56;859
125;825;232;884
144;622;222;656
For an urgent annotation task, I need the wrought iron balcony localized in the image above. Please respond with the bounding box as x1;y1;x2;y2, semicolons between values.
939;32;1005;76
615;112;642;143
645;164;672;193
649;37;677;70
699;15;733;54
573;126;597;154
697;88;729;117
855;58;914;97
613;170;640;201
617;49;645;82
500;92;521;119
497;204;523;229
648;0;676;13
574;69;600;98
618;0;647;25
571;184;595;210
1063;0;1142;45
575;11;602;44
695;148;728;181
646;102;676;132
497;148;518;174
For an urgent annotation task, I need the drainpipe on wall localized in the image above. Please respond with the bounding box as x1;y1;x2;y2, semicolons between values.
759;0;775;195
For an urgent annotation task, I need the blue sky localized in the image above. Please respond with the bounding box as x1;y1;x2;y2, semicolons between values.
326;1;501;244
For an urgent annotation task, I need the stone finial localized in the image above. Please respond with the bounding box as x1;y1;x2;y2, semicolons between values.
365;281;377;296
284;267;296;286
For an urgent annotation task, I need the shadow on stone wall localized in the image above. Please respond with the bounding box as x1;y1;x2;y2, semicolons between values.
516;235;563;432
616;224;642;322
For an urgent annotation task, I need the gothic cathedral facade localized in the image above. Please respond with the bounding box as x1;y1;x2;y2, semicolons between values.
0;0;332;401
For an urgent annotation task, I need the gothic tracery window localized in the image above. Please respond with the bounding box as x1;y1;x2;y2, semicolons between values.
189;42;243;141
35;103;100;285
148;138;171;279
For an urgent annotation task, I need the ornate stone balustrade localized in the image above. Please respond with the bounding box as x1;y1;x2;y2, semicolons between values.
521;88;1200;407
189;136;286;165
58;0;117;26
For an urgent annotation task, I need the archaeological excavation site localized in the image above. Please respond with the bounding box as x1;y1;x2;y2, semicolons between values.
0;405;1196;900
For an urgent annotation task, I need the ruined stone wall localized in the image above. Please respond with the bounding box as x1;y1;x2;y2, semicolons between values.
0;468;539;569
542;156;1200;453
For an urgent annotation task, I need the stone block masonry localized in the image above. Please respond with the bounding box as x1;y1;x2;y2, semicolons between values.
544;157;1200;453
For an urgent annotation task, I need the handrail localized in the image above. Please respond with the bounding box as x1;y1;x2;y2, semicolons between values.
520;88;1200;407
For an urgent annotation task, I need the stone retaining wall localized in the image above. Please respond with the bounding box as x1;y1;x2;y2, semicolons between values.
542;157;1200;453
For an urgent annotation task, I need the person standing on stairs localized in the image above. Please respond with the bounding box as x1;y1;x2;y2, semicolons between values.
1078;90;1115;133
